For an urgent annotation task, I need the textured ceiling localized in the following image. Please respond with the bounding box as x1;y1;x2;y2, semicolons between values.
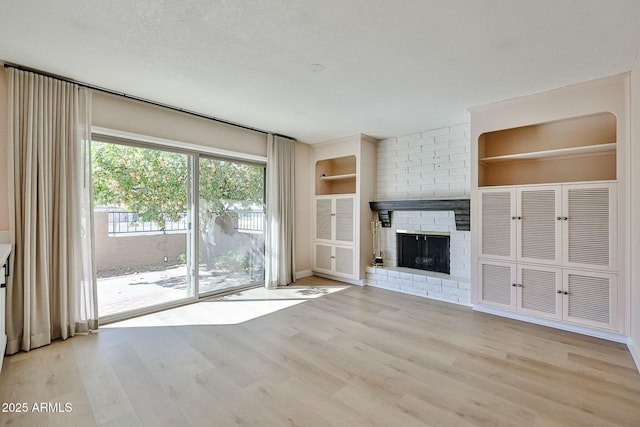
2;1;640;143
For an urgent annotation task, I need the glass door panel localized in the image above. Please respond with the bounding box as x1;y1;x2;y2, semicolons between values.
92;141;193;318
198;157;265;294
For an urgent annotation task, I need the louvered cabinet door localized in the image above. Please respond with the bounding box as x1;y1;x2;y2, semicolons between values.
314;244;333;273
335;196;355;244
334;246;355;277
517;187;562;265
315;198;333;241
563;183;616;271
479;189;516;260
478;261;516;309
517;265;562;320
563;269;617;330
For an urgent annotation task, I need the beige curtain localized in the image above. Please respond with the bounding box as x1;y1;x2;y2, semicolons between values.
265;134;296;289
6;69;98;354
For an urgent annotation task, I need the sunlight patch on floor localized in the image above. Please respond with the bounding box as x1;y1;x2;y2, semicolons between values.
102;285;349;328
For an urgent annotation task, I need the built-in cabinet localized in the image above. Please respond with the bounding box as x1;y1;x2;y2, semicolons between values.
478;182;618;332
479;183;616;270
471;75;627;336
311;135;377;284
314;196;356;278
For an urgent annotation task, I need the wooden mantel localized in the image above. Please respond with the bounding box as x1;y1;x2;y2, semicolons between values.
369;199;470;231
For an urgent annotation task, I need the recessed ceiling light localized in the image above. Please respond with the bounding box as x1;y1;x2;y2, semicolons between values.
309;63;324;73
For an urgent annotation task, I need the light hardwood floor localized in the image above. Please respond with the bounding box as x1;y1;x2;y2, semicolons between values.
1;276;639;426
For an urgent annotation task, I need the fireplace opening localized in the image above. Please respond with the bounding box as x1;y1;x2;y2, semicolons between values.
396;230;450;274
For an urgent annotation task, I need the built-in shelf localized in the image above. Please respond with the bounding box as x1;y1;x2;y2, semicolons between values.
316;155;357;195
480;142;616;163
478;112;617;186
320;173;356;181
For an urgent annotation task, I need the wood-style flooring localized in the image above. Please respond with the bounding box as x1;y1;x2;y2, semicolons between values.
1;276;639;426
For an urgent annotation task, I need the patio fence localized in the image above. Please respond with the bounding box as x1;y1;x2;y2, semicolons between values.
107;210;264;234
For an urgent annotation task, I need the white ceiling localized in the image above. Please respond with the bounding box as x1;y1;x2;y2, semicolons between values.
2;1;640;143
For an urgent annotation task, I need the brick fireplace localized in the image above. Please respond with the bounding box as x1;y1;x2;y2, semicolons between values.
365;124;472;306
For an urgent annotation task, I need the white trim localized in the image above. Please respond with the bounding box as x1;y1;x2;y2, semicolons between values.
474;304;627;343
92;126;267;163
422;293;473;308
628;338;640;374
314;272;363;286
295;270;313;280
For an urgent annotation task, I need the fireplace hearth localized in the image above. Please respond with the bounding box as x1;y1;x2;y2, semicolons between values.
396;230;450;274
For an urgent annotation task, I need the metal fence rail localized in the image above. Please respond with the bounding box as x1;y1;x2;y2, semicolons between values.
107;210;264;234
107;211;188;234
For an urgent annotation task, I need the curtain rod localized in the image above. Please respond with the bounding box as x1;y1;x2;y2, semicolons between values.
2;62;296;141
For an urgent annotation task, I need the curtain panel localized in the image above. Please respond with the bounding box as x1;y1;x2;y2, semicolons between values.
265;135;296;288
6;69;97;354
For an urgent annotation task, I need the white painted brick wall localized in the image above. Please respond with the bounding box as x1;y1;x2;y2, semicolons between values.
377;124;471;200
371;124;471;306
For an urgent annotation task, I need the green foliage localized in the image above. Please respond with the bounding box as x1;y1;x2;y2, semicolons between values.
199;157;264;216
92;142;188;227
91;142;265;228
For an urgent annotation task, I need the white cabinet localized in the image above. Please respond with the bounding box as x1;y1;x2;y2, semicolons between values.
563;269;617;330
477;183;618;331
314;243;355;277
479;260;616;329
563;184;617;271
314;196;356;278
478;261;561;320
479;183;615;270
479;186;562;264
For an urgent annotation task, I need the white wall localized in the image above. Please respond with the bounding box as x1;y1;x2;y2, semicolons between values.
92;92;267;157
630;53;640;368
376;124;471;200
294;141;313;276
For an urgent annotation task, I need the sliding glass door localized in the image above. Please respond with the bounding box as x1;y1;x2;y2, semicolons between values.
198;157;265;295
91;137;266;319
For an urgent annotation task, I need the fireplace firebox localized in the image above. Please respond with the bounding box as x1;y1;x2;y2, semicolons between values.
396;230;450;274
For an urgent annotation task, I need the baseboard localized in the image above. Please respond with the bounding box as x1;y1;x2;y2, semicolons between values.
295;270;313;280
365;282;473;307
313;272;364;286
474;305;628;344
628;338;640;374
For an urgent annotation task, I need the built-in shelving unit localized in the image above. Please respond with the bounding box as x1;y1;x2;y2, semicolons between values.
315;155;357;195
471;74;628;339
478;112;617;187
311;135;377;284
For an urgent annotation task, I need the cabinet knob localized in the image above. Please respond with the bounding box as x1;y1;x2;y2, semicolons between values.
556;216;562;220
563;217;568;221
557;290;562;294
564;291;569;295
517;216;522;220
512;283;517;287
511;216;516;220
